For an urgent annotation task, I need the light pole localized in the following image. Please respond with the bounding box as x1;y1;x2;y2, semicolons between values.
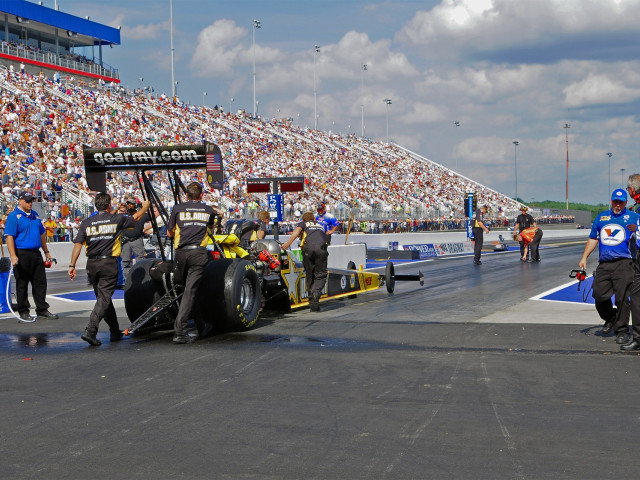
361;63;367;138
513;141;519;201
313;44;320;129
252;19;261;118
453;121;460;170
229;97;234;115
607;152;612;196
202;91;206;108
621;168;626;187
564;123;570;210
384;98;392;143
170;0;175;98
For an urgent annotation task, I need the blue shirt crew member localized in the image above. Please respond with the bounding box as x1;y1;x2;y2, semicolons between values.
69;193;150;346
579;188;639;344
281;211;329;312
5;191;58;321
315;203;340;245
167;182;218;344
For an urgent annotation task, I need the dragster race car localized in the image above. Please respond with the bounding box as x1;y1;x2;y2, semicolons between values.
81;143;424;338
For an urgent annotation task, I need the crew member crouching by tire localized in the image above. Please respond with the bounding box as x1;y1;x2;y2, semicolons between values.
69;193;151;346
281;211;328;312
513;226;543;262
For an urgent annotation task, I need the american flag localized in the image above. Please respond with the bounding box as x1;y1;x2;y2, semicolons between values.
206;152;221;171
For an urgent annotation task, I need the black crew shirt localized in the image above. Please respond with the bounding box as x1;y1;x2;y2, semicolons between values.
75;211;137;257
167;201;216;249
296;220;327;247
121;212;151;239
515;213;534;232
473;208;484;228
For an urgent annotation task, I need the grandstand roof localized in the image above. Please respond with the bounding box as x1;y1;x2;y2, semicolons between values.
0;0;120;47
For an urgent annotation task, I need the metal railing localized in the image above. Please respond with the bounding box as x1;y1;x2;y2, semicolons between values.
0;42;119;80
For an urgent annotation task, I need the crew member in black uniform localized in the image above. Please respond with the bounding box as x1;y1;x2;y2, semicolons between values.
472;205;490;265
281;211;328;312
69;192;151;346
514;206;536;261
256;210;269;240
167;182;218;344
238;210;270;248
120;199;151;280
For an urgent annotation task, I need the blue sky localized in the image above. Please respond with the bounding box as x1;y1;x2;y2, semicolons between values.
37;0;640;205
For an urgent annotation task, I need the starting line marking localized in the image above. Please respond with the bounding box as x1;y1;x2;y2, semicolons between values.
531;277;595;305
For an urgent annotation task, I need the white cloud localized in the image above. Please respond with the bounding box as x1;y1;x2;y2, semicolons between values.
123;20;168;41
190;19;281;77
400;102;448;124
397;0;640;59
563;74;640;107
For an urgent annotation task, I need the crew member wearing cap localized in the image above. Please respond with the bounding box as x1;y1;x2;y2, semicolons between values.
472;205;490;265
167;182;220;344
315;203;340;245
68;192;151;346
5;191;59;321
514;206;536;261
281;211;329;312
579;189;639;344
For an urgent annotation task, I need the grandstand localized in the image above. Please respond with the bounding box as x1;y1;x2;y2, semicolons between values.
0;0;120;86
0;1;553;233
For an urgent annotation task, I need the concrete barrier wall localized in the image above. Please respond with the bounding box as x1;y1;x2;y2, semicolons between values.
332;228;589;248
277;228;589;264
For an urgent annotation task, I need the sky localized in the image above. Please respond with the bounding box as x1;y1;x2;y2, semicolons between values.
36;0;640;205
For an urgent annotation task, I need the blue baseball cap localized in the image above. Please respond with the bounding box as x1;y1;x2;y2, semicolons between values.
611;188;627;202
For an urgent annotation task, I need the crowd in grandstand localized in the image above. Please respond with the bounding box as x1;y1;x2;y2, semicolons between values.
0;63;568;237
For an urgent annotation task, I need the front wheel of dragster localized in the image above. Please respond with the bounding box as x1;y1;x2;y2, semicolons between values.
385;261;395;293
197;259;261;331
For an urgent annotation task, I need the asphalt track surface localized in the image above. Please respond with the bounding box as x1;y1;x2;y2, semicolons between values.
1;240;638;479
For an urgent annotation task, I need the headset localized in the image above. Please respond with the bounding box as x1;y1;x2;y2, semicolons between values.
569;269;587;289
44;257;57;268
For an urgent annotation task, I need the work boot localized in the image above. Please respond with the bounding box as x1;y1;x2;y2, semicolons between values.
37;310;59;320
309;292;320;312
173;334;196;344
19;311;30;321
616;332;631;345
81;329;102;346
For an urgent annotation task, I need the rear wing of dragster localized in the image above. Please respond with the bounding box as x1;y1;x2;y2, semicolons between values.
82;142;223;193
82;142;224;262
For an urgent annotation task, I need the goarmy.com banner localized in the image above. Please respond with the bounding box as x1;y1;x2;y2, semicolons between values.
83;143;224;191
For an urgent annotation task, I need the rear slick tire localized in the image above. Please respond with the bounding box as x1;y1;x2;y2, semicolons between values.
198;259;261;331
